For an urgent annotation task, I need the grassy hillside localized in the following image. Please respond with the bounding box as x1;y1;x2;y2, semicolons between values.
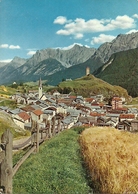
95;47;138;97
80;127;138;193
58;74;130;99
0;85;16;97
13;127;93;194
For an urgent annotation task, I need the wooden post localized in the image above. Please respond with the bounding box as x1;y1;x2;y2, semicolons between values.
57;119;61;133
31;120;36;146
44;119;47;138
36;127;39;153
52;116;56;136
0;129;13;194
48;120;52;138
41;128;43;140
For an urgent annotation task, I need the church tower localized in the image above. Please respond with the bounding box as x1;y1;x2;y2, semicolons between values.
38;78;42;99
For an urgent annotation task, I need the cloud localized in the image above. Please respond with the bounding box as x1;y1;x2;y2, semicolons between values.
91;34;116;45
74;33;83;39
27;50;36;56
133;14;138;18
55;15;135;38
9;45;20;49
0;59;12;63
53;16;70;25
106;15;135;30
0;44;9;48
0;44;21;49
126;29;138;34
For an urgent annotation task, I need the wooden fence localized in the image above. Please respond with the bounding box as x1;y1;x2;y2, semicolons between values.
0;116;62;194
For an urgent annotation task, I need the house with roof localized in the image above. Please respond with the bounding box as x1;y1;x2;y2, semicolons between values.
119;114;136;122
75;96;84;104
131;119;138;131
42;106;56;121
91;94;104;102
20;105;35;112
16;95;27;105
128;108;138;117
106;113;120;121
69;95;76;101
31;109;43;123
43;109;54;121
8;108;23;116
57;98;73;107
52;90;61;96
84;97;95;104
61;116;74;130
106;118;118;127
56;103;67;114
13;111;31;129
44;98;56;105
26;97;37;105
40;94;47;101
78;116;97;126
117;120;131;131
111;97;122;110
66;108;81;123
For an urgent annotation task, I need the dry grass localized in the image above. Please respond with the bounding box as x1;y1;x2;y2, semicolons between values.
80;127;138;194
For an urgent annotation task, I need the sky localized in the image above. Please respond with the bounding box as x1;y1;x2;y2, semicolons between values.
0;0;138;62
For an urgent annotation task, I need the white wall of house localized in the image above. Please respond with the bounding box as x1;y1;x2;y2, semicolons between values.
43;113;53;121
57;106;67;114
13;118;25;129
41;95;47;101
64;121;74;129
27;99;36;104
31;112;43;122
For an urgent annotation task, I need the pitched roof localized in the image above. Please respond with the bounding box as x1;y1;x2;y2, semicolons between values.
84;98;94;102
21;105;35;112
90;112;106;117
120;114;135;119
9;108;23;115
112;97;122;101
33;109;43;116
18;112;31;121
69;96;76;99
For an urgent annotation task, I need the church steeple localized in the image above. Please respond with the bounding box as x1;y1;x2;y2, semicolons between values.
38;77;42;99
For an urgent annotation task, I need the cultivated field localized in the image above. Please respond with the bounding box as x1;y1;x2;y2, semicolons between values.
80;127;138;194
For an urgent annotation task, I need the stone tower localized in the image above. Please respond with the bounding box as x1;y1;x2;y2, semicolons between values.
86;67;90;76
38;78;42;99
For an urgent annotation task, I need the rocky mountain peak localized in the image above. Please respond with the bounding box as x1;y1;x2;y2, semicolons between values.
25;44;96;68
94;31;138;63
11;56;27;65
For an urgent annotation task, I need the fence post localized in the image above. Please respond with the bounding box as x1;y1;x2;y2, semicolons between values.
36;127;39;153
0;129;13;194
57;119;61;133
48;120;52;138
40;128;43;140
52;116;56;136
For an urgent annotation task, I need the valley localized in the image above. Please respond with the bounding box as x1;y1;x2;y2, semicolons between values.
0;32;138;97
0;32;138;194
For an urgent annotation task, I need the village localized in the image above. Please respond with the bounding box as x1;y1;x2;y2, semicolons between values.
0;78;138;133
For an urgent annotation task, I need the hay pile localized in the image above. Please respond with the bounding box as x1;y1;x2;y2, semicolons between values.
80;127;138;193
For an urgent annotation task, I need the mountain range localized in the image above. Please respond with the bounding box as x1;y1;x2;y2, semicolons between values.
0;32;138;97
